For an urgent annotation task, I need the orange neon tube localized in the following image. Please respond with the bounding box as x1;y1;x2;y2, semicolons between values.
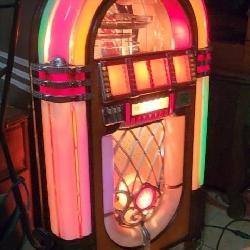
71;0;102;65
192;78;203;190
189;0;209;49
189;0;210;189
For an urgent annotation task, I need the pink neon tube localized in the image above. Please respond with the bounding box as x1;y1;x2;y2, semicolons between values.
162;0;192;49
48;0;86;61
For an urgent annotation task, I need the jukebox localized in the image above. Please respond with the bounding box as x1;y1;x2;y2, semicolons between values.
30;0;210;249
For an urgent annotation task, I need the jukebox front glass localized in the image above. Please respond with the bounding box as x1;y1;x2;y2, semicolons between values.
93;0;194;247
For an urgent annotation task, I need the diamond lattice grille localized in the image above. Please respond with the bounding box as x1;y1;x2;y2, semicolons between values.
112;120;166;225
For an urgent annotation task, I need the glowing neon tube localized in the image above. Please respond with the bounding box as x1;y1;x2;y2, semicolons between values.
192;78;203;190
38;0;59;62
48;0;86;61
71;0;102;65
189;0;209;49
189;0;210;189
162;0;192;49
200;77;209;185
71;0;192;64
192;77;209;189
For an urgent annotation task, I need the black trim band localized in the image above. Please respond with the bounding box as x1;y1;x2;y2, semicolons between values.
32;91;91;103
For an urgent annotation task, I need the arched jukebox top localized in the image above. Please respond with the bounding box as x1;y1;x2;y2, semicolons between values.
34;0;210;123
30;0;210;248
37;0;209;64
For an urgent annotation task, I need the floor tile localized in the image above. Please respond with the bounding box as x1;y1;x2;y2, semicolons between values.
202;192;250;250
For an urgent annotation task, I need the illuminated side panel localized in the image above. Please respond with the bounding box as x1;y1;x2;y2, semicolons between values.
38;0;92;240
173;55;192;83
41;102;91;239
145;116;185;239
39;103;91;240
189;0;209;48
162;0;192;49
164;116;185;186
41;101;59;235
107;64;130;96
133;61;151;91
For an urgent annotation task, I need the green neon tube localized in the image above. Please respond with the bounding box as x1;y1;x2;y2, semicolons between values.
38;0;57;62
199;76;209;185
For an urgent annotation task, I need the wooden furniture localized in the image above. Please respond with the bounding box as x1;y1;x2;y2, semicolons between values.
0;106;33;249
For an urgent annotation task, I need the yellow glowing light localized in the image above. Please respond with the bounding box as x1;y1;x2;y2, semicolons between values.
115;174;143;209
150;59;169;87
115;193;128;209
189;0;208;48
107;64;130;96
133;61;151;91
132;97;169;116
115;174;135;209
173;55;191;83
118;174;136;192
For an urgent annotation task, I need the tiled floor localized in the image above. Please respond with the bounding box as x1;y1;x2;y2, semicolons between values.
22;192;250;250
171;192;250;250
200;196;250;250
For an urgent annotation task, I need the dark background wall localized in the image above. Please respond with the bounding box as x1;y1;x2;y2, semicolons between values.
204;0;250;193
0;0;40;110
205;0;249;43
0;0;40;58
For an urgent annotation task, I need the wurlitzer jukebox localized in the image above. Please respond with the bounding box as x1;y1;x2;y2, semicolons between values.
30;0;210;249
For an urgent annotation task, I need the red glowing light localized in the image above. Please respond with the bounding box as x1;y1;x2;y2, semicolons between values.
135;184;157;211
197;64;210;74
197;54;206;62
196;50;211;76
39;71;85;96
